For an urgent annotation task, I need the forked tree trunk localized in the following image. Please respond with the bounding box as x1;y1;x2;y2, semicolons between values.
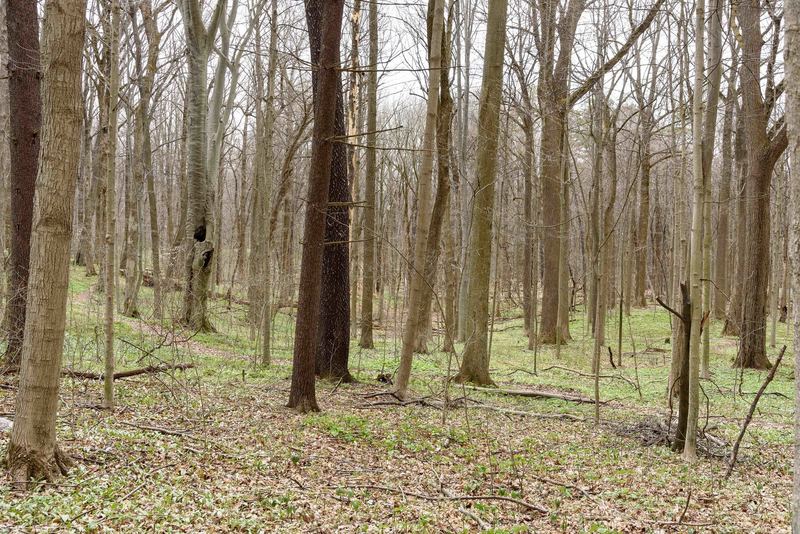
736;0;788;369
392;0;443;399
415;5;454;354
6;0;86;487
454;0;507;386
288;0;345;411
3;0;41;368
179;0;225;332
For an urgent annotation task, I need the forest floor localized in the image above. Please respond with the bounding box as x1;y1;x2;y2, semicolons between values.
0;268;794;533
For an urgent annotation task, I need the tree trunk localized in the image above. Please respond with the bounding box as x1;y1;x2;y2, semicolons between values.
392;0;444;399
784;1;799;527
3;0;41;368
179;0;226;332
634;127;651;308
713;67;736;319
684;0;705;461
312;2;351;383
736;0;788;369
723;117;748;336
454;0;507;386
288;0;344;411
415;5;454;354
6;0;85;487
359;0;378;349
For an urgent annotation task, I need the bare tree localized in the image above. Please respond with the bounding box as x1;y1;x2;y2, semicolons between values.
393;0;444;399
785;0;800;528
359;0;378;349
288;0;345;411
6;0;86;487
178;0;226;332
736;0;788;369
3;0;41;367
454;0;508;385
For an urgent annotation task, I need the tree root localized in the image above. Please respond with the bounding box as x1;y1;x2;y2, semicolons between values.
7;442;73;491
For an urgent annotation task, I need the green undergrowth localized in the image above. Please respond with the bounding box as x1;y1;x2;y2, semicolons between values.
0;266;793;531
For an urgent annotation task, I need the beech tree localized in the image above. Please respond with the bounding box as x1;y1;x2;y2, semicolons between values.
178;0;226;332
7;0;87;486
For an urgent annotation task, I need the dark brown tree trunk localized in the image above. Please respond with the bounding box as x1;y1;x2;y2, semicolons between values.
538;104;568;344
289;0;345;411
735;0;788;368
737;162;775;369
309;0;351;383
3;0;41;368
671;284;691;452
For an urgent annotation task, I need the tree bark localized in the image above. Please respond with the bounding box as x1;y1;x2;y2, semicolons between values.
6;0;86;487
359;0;378;349
415;3;455;354
393;0;443;399
736;0;788;369
784;0;800;528
288;0;345;411
179;0;226;332
454;0;507;386
713;63;736;319
3;0;41;368
311;0;351;383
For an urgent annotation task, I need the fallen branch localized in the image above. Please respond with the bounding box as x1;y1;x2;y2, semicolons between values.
64;363;195;381
724;345;786;480
468;403;584;422
335;484;548;514
529;474;598;503
463;385;601;405
539;365;637;389
119;421;201;440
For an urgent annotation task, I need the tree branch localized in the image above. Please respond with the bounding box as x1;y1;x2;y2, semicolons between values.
568;0;667;107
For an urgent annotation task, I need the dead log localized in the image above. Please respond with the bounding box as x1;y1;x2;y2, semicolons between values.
64;363;195;381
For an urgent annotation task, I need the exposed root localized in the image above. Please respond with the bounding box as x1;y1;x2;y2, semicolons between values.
7;442;73;491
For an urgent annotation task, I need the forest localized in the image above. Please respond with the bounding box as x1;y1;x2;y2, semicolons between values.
0;0;798;531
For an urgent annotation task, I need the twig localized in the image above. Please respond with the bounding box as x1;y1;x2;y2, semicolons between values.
538;365;637;388
458;507;490;529
463;385;601;405
724;345;786;480
119;421;201;440
335;484;548;514
468;403;584;422
529;474;598;504
678;489;692;524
